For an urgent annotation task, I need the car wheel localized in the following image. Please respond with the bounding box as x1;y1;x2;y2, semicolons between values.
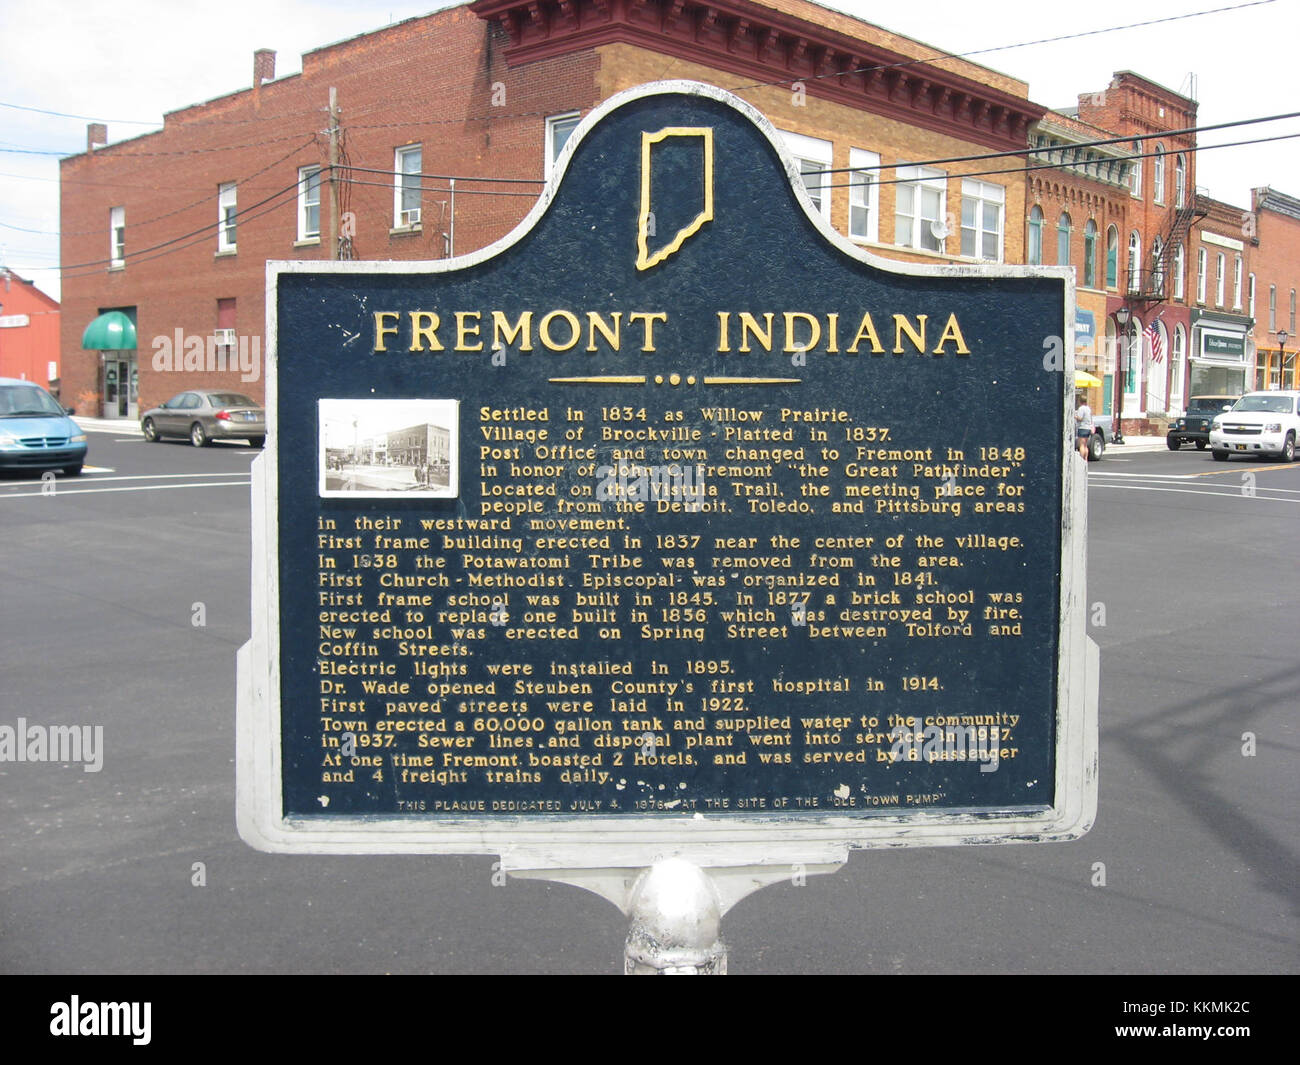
63;464;83;477
142;417;160;442
249;436;265;449
1166;436;1180;450
1212;450;1228;462
1280;433;1295;463
1087;433;1104;462
1195;439;1207;450
190;422;209;448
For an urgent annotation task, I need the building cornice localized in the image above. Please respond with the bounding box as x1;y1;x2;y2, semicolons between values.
470;0;1044;152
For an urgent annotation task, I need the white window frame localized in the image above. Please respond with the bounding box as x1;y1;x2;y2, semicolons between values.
297;165;321;242
847;146;880;243
959;177;1004;262
1173;243;1185;300
217;182;237;253
1269;284;1276;331
1233;255;1242;310
1153;145;1165;205
1215;252;1225;307
110;205;125;267
545;112;581;178
1128;146;1142;199
1175;155;1186;208
779;131;832;220
1249;272;1256;316
394;144;422;228
1127;230;1141;294
1197;246;1207;303
894;165;947;253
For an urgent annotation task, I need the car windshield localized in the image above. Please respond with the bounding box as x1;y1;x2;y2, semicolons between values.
1231;395;1294;414
0;384;65;417
209;393;258;408
1187;399;1232;413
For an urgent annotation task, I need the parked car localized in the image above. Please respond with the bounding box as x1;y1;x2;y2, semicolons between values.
1167;395;1236;450
0;377;88;476
140;390;265;448
1209;390;1300;462
1082;412;1110;461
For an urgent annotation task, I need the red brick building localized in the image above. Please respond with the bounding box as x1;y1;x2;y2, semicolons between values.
59;0;1044;418
1077;71;1199;433
1186;194;1253;400
1024;110;1130;418
0;268;61;397
1248;186;1300;390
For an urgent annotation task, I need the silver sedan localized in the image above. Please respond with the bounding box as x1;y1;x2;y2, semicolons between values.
140;390;266;448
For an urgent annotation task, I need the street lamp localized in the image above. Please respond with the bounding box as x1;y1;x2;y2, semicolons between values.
1278;329;1290;390
1114;306;1130;444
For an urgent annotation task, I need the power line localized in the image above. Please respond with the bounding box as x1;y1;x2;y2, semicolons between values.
0;100;159;125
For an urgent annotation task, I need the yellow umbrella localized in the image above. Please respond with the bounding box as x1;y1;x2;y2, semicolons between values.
1075;370;1103;388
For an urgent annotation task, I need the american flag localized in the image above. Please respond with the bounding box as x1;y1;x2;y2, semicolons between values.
1145;318;1164;363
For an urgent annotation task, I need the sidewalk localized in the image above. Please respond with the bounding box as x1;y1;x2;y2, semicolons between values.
73;415;143;434
1104;434;1169;453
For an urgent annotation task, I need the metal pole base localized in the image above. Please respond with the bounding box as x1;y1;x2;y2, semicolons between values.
624;859;727;974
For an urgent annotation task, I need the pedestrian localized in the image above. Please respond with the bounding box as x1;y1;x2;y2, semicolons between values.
1075;394;1094;460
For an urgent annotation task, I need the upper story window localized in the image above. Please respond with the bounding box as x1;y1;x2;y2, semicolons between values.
1197;246;1208;303
1233;255;1243;310
1127;230;1141;294
1057;212;1072;267
1106;225;1119;289
960;178;1003;261
1173;244;1185;300
1128;144;1143;198
1175;155;1186;208
1083;219;1098;287
848;147;880;243
894;165;947;253
1268;284;1276;330
779;131;832;220
545;113;580;178
1292;288;1297;333
1151;236;1165;294
1027;205;1043;266
1153;145;1166;205
394;145;422;228
1215;252;1226;307
110;206;125;267
217;183;237;253
1248;272;1256;316
297;166;321;242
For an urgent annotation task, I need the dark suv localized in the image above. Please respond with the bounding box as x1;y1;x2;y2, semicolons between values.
1167;395;1237;450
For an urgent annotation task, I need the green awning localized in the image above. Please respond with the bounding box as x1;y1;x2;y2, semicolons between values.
82;310;137;350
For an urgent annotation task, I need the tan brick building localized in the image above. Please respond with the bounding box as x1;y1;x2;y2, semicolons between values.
59;0;1043;418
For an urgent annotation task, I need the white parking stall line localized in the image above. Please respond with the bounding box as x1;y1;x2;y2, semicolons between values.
1089;482;1300;503
0;480;251;500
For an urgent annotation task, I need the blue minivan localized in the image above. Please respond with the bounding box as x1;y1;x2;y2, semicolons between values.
0;377;89;476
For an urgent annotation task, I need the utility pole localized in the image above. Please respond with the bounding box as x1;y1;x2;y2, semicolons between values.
328;87;340;261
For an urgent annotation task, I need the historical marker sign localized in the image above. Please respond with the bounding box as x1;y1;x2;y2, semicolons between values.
238;82;1096;875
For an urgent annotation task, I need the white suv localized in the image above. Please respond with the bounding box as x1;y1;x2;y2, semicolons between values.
1209;390;1300;462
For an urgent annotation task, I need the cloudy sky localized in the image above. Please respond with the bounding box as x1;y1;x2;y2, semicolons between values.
1;0;1296;301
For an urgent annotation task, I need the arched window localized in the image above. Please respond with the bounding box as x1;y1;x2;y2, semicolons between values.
1106;225;1119;289
1129;144;1142;198
1057;212;1072;267
1083;220;1098;287
1153;145;1166;205
1151;236;1165;294
1027;205;1043;265
1127;230;1141;294
1172;325;1186;404
1175;155;1186;208
1173;244;1185;300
